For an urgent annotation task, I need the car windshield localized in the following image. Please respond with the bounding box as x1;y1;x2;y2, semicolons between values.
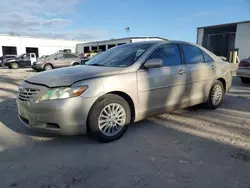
85;43;153;67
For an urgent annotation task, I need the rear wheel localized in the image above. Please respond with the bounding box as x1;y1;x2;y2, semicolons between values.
10;62;19;69
72;62;80;66
43;64;53;71
206;80;225;109
241;77;250;84
88;94;131;142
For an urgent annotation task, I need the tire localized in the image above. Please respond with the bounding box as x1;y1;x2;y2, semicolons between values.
88;94;131;142
72;62;80;66
206;80;225;109
43;64;53;71
241;77;250;84
10;62;19;69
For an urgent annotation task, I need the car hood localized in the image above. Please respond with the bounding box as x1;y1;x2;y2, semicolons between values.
26;65;124;87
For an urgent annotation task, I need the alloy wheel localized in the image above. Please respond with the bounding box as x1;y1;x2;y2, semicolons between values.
98;103;126;137
44;65;52;70
211;85;223;106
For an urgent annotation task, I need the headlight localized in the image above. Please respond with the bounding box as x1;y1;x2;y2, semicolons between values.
37;86;88;102
36;61;42;64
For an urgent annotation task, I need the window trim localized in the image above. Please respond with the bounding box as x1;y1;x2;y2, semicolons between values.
141;43;184;69
179;44;206;65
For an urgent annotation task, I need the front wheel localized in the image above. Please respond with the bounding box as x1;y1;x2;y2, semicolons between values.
88;94;131;142
10;62;19;69
241;77;250;84
206;80;225;109
43;64;53;71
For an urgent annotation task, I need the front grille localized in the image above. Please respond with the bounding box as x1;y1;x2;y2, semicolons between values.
18;88;40;101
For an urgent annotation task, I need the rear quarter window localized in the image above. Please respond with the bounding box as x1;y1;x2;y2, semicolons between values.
180;44;205;64
202;51;214;62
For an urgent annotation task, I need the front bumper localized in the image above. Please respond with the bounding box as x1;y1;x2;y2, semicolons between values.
236;69;250;78
32;63;43;71
3;61;10;67
16;82;97;135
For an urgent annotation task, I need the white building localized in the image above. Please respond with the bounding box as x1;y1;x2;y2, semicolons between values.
0;34;85;57
76;37;166;54
197;21;250;60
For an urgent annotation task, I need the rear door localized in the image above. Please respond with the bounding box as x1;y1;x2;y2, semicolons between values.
179;44;216;105
63;53;79;66
137;43;188;115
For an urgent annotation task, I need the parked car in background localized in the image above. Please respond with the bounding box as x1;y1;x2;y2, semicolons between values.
17;41;232;142
236;57;250;84
4;53;37;69
80;57;90;65
32;52;81;71
80;52;103;65
38;55;49;60
0;54;17;67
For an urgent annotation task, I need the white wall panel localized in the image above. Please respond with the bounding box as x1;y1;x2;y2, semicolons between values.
235;23;250;60
197;28;204;45
0;35;85;56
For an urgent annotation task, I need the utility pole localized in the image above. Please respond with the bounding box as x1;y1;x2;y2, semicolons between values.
125;27;130;38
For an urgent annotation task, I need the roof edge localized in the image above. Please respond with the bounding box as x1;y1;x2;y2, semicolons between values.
197;20;250;29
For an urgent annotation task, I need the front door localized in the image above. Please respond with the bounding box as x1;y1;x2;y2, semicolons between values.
179;44;216;105
19;54;31;67
137;43;188;116
30;53;36;65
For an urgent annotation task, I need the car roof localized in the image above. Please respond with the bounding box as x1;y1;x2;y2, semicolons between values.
131;40;198;46
58;52;76;54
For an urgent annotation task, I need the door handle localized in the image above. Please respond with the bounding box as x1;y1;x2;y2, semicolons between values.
178;69;185;75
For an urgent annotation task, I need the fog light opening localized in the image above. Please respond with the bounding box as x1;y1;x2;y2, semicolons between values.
46;123;60;130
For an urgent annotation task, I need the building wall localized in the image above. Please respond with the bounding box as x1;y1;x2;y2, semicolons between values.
131;38;163;43
76;38;129;54
76;37;164;54
235;22;250;60
196;28;204;46
0;35;85;57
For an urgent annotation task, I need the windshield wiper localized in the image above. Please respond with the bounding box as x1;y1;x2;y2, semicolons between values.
86;63;104;66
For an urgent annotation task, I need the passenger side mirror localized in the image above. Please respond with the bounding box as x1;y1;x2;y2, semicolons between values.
144;59;163;69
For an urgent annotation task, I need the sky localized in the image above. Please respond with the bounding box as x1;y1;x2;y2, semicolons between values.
0;0;249;42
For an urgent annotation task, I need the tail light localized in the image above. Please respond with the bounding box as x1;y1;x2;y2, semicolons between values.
239;61;250;67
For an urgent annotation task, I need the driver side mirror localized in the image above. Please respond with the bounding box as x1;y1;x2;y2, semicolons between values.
144;59;163;69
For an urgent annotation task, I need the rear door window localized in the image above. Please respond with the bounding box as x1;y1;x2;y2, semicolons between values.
56;53;64;59
180;44;205;64
64;54;78;58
